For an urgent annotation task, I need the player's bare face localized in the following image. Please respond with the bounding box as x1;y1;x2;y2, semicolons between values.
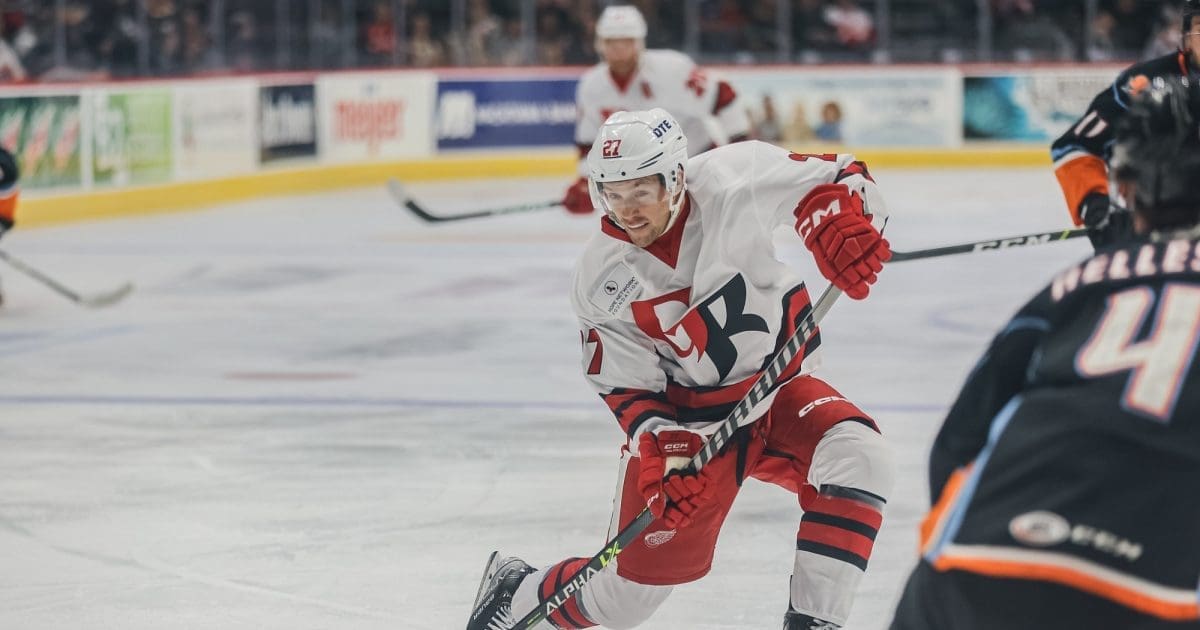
601;176;670;247
602;38;639;77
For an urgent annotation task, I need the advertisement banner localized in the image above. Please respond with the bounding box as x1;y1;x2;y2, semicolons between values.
436;78;576;149
963;69;1120;141
318;72;436;162
175;80;258;180
0;95;83;190
260;83;317;164
730;68;961;147
91;88;172;187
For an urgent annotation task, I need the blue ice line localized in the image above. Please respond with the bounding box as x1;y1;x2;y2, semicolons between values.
0;394;946;414
0;325;139;358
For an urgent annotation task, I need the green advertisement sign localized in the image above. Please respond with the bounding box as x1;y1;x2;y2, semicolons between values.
92;89;172;186
0;95;83;190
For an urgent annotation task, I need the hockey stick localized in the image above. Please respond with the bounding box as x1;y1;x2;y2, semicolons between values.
387;178;562;224
890;227;1087;262
0;249;133;308
510;283;842;630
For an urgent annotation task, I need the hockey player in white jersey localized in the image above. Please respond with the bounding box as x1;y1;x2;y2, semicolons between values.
560;5;751;215
467;108;894;630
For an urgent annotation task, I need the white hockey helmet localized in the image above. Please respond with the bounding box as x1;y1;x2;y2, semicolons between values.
595;5;647;41
587;108;689;228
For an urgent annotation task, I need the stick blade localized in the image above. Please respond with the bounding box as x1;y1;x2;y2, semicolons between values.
386;178;410;206
80;282;134;308
388;178;450;222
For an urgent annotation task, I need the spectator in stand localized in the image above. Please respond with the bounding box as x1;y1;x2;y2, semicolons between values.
701;0;747;55
1086;10;1119;61
227;9;262;72
406;11;445;68
94;0;142;78
745;0;779;56
464;0;502;66
363;0;396;67
493;17;525;66
793;0;836;56
1144;4;1184;58
151;19;182;76
636;1;684;50
825;0;875;49
180;4;216;73
0;20;25;80
535;8;569;66
1107;0;1160;57
310;0;343;69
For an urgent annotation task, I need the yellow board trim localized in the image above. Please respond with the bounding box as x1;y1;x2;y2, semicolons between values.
19;146;1050;228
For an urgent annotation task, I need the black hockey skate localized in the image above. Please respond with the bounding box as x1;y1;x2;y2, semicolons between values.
784;607;841;630
466;551;536;630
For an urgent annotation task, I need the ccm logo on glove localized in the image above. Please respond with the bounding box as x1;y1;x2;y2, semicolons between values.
796;195;846;240
794;183;891;300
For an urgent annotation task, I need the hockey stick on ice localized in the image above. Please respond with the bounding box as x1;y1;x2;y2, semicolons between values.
509;283;842;630
387;178;562;224
0;249;133;308
890;227;1087;262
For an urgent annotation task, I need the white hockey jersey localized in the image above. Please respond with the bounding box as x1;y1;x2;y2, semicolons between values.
571;141;885;439
574;49;750;170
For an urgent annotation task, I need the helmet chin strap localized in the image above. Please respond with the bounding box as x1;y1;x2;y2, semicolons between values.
660;182;688;235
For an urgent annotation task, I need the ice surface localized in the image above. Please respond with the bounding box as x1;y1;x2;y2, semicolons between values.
0;168;1091;629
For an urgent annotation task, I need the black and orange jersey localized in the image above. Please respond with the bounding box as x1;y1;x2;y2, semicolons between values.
1051;52;1190;225
922;234;1200;622
0;146;17;230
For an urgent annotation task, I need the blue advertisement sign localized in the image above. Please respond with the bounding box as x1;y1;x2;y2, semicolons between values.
436;78;577;149
963;73;1114;142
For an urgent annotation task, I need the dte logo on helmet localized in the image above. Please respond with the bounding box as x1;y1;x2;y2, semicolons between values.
651;119;673;137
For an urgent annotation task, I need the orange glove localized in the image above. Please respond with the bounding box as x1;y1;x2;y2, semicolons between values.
0;147;18;236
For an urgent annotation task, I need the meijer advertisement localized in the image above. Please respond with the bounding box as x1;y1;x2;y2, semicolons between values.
318;72;436;162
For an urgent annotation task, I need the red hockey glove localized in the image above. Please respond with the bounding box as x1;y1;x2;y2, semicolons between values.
636;429;712;529
794;183;891;300
562;176;593;215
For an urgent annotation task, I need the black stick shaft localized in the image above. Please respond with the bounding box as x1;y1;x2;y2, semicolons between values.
890;228;1087;262
389;178;561;223
513;284;841;630
0;249;84;302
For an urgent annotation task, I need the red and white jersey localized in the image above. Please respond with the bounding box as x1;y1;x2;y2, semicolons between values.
571;141;884;439
574;49;749;171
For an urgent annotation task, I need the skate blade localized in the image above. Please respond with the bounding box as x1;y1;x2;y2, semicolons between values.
469;551;501;619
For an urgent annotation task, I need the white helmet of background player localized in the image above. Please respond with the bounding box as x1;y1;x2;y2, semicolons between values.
595;6;646;76
595;5;647;43
588;108;689;239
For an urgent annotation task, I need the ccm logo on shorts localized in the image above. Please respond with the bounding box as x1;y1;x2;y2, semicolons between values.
797;396;847;418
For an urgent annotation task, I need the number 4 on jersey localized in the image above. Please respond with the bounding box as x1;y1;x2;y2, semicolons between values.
1075;284;1200;421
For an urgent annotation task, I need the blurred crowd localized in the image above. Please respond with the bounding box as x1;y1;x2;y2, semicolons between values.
0;0;1187;82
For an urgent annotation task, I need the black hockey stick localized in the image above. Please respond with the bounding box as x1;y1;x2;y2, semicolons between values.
510;283;842;630
0;249;133;308
890;227;1087;262
387;178;561;223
